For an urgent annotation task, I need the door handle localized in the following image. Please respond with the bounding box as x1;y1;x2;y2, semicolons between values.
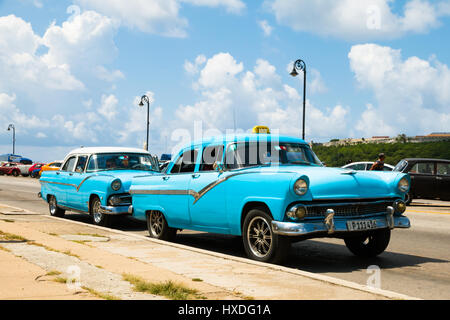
192;174;200;179
56;172;60;175
162;176;170;181
69;173;73;176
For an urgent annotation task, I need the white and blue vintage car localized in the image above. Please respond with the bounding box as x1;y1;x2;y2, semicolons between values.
130;131;411;263
39;147;160;226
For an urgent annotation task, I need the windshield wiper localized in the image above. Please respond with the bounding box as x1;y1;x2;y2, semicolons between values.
288;161;311;165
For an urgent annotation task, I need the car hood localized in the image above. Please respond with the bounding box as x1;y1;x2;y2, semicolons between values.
102;170;161;191
240;165;407;200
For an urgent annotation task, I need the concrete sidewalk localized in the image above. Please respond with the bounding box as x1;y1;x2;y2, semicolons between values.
0;204;419;300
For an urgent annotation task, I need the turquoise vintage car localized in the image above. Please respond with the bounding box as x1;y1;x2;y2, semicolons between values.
39;147;160;226
130;132;410;263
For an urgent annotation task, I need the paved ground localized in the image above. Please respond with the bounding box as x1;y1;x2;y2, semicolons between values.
1;176;449;299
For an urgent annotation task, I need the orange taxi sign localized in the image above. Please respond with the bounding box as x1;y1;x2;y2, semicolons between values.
252;126;270;134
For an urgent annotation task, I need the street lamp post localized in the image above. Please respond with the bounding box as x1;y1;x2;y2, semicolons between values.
7;124;15;154
290;59;307;140
138;95;151;151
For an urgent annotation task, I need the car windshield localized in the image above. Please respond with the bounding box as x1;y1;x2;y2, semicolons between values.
394;160;408;172
86;153;159;172
225;142;322;169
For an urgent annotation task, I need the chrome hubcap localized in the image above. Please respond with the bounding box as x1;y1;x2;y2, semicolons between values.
247;216;273;258
92;200;102;224
150;212;164;236
49;197;56;215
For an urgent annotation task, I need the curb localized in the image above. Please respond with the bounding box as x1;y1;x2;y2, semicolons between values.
2;202;420;300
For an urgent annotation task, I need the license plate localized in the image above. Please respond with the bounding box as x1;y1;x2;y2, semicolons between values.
347;220;377;231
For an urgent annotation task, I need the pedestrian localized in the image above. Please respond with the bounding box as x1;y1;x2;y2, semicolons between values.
370;153;385;171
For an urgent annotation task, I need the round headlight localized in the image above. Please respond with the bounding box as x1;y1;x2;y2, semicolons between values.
286;205;307;220
393;199;406;214
111;179;122;191
398;177;410;193
108;195;121;206
294;179;308;196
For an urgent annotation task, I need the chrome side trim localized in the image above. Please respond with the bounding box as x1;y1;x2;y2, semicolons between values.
40;174;116;192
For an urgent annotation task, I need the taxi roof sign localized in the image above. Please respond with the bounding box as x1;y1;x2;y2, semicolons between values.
252;126;270;134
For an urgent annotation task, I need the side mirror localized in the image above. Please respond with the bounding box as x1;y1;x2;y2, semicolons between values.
213;161;224;173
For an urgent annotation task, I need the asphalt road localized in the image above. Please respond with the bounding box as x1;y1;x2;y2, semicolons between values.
1;175;449;299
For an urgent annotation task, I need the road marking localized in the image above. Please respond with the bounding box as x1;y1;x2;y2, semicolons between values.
407;209;450;215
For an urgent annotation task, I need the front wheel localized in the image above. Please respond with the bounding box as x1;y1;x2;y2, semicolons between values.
242;209;290;264
344;229;391;258
48;196;65;218
91;197;113;227
12;170;19;177
146;211;177;241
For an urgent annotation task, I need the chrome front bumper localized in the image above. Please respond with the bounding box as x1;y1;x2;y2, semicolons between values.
272;209;410;237
99;205;131;215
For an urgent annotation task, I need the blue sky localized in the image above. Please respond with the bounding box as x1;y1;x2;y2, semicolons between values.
0;0;449;162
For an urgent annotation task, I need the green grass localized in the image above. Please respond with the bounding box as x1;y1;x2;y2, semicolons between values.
192;278;203;282
82;286;121;300
46;270;62;276
0;230;27;242
122;273;203;300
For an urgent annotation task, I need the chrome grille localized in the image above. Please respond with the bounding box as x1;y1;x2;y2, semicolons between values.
304;200;394;218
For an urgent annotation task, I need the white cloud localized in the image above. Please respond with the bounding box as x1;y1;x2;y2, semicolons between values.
349;43;450;135
267;0;450;40
0;15;84;92
75;0;188;37
258;20;273;36
75;0;246;37
181;0;246;14
95;66;124;82
174;53;350;143
42;10;119;69
184;54;207;74
0;93;50;134
99;94;119;121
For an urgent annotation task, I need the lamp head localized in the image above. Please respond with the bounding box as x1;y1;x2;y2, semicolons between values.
290;67;299;77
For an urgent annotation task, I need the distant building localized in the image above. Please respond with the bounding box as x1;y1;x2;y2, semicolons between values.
322;132;449;147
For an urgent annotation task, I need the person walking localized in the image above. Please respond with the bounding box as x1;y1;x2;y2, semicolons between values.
370;153;385;171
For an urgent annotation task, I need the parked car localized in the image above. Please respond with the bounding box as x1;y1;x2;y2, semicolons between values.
39;147;160;226
0;162;21;176
38;161;63;177
342;161;394;171
394;158;450;204
29;163;45;178
130;131;411;263
16;162;33;177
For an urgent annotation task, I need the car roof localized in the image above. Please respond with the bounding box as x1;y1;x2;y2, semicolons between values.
343;161;394;168
67;147;150;155
180;134;307;151
401;158;450;163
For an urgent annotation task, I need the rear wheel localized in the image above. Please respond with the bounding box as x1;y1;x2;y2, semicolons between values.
91;197;113;227
146;211;177;241
242;208;290;264
48;196;65;218
344;229;391;258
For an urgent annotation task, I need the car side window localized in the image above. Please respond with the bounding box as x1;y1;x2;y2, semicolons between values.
170;149;198;174
409;162;435;175
62;156;76;172
349;164;366;170
437;163;450;176
75;156;88;173
199;145;224;172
